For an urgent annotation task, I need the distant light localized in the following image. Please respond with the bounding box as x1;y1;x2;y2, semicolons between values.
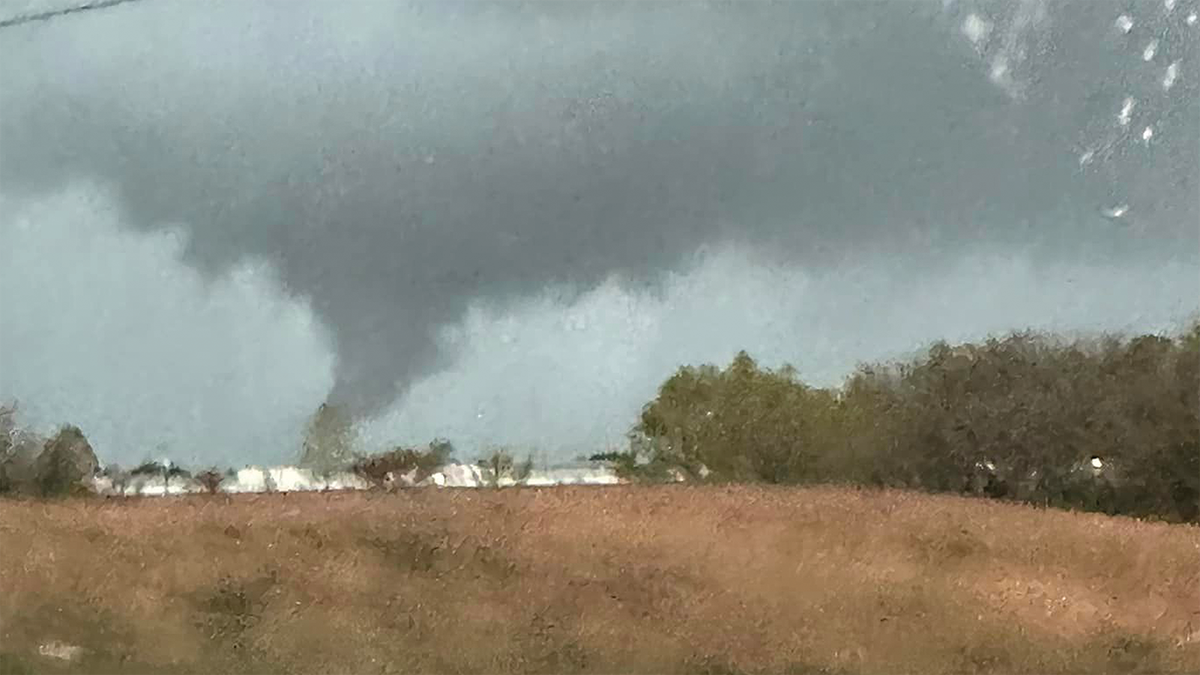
1090;457;1104;470
1116;14;1134;33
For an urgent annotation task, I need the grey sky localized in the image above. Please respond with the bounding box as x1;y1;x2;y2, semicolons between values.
1;0;1197;466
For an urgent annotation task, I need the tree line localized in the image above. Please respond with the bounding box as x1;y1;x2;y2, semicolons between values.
4;321;1196;517
598;321;1199;522
0;398;537;496
0;410;99;497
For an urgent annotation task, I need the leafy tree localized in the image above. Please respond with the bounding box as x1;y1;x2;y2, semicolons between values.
35;425;98;497
132;459;190;494
478;449;515;488
196;468;225;495
628;320;1200;522
102;463;131;497
352;439;454;488
476;448;534;488
0;436;42;495
299;403;356;475
630;352;838;484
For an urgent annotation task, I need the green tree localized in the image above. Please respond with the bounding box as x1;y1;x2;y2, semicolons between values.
35;425;98;497
631;352;839;484
628;321;1200;522
299;403;355;475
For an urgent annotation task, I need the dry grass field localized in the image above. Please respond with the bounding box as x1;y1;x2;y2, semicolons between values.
1;484;1198;674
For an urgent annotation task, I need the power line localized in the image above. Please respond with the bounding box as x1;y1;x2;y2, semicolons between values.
0;0;150;30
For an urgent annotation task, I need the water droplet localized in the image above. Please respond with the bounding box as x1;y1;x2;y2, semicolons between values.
962;13;991;46
1118;97;1135;126
1163;61;1179;90
1102;204;1129;219
1143;39;1158;61
1188;13;1198;26
1116;14;1134;33
990;55;1009;83
1142;125;1154;143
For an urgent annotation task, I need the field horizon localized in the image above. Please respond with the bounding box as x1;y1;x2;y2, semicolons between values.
2;484;1198;674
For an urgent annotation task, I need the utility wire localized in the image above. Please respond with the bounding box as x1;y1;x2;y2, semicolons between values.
0;0;150;30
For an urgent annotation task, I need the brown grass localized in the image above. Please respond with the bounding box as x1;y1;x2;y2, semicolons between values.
1;484;1198;674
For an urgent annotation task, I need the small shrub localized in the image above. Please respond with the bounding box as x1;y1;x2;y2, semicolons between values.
130;460;190;494
352;439;453;488
478;448;534;487
196;468;224;495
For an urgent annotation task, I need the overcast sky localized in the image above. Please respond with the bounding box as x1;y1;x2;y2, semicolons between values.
1;0;1197;467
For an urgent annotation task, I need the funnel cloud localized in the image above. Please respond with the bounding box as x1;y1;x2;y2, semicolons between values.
1;0;1196;464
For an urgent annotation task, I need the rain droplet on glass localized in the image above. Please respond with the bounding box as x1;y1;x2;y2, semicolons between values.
1118;97;1135;126
962;13;991;46
1143;40;1158;61
1163;61;1179;90
1142;126;1154;144
1116;14;1134;33
1102;204;1128;220
990;55;1009;83
1188;12;1198;25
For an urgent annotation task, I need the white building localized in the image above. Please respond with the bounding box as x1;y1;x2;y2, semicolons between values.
521;466;624;486
87;460;628;497
88;473;204;496
417;462;626;488
221;466;369;493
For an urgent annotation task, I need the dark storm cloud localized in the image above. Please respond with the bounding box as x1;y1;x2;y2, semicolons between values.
1;0;1196;415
